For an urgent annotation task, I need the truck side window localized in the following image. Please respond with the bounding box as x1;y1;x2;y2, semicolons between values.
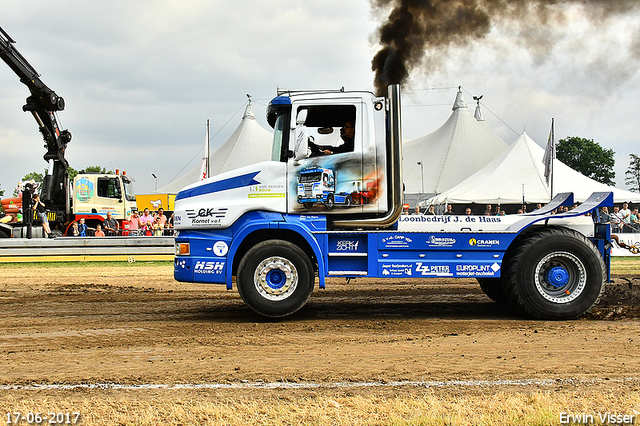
97;178;121;199
301;105;356;156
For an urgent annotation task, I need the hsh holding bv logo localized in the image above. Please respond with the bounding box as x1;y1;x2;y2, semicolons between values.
194;261;224;274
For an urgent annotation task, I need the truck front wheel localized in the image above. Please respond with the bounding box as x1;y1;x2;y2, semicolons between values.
237;240;314;317
502;228;605;320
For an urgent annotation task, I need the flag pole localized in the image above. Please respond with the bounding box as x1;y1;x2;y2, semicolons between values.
550;117;554;200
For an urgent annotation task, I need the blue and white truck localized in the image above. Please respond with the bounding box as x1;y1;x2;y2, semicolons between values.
173;85;612;320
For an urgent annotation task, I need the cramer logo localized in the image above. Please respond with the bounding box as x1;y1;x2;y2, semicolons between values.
469;238;500;247
194;261;225;274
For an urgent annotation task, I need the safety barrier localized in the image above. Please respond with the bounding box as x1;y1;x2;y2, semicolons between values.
0;236;175;263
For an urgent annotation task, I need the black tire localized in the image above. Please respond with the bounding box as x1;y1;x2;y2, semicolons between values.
502;227;605;320
237;240;314;317
302;202;314;209
324;194;334;210
344;195;352;207
477;277;508;305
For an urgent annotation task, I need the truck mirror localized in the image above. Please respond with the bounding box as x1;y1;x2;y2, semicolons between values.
293;126;309;161
295;109;308;126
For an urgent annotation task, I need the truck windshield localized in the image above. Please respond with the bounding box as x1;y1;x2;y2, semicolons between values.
299;172;322;183
122;178;136;202
271;112;290;162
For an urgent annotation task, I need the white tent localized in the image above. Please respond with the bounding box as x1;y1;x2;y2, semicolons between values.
158;103;273;194
402;89;508;201
426;132;640;205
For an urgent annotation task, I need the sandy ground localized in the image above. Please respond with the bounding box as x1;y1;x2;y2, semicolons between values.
0;262;639;420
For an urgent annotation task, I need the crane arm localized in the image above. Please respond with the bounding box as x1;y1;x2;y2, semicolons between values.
0;26;71;207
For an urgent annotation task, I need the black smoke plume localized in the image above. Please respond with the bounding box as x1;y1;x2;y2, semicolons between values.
371;0;640;95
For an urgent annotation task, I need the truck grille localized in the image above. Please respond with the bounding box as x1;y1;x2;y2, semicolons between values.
303;183;314;197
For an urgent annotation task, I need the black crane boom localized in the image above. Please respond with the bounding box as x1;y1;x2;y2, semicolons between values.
0;26;71;210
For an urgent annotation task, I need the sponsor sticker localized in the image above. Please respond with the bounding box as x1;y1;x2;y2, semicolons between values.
213;241;229;257
194;261;225;274
416;263;453;276
248;184;285;198
427;235;456;247
468;238;500;247
455;262;501;277
381;262;414;277
336;240;360;251
381;235;413;248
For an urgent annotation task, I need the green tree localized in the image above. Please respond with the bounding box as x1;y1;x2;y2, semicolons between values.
625;153;640;193
81;166;113;174
556;136;616;186
13;171;45;196
67;166;78;181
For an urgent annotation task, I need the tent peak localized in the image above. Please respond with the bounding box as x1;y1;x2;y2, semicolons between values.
452;87;468;111
242;103;255;120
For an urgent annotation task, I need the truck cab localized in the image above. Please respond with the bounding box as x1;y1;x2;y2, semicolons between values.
70;171;137;233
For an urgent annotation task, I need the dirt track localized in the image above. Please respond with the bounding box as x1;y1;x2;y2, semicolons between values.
1;262;639;392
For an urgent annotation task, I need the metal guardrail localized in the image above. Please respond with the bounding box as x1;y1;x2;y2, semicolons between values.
0;236;175;263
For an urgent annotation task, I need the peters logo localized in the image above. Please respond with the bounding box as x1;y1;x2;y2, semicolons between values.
194;261;225;274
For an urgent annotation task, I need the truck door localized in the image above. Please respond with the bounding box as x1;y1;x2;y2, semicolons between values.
287;102;366;214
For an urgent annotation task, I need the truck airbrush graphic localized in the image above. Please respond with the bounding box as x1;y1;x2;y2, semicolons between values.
173;84;613;320
297;166;366;209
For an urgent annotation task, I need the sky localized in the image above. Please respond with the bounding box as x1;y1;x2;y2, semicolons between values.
1;1;639;196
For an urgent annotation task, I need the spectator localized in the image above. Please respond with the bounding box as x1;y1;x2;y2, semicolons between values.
620;203;632;231
533;203;543;211
32;194;53;238
599;207;611;224
155;208;167;227
140;208;155;236
517;208;523;214
128;210;141;236
484;210;491;215
465;207;472;215
153;219;164;236
412;206;422;215
94;224;105;237
630;208;639;232
444;204;454;215
610;206;623;233
78;218;87;237
71;221;79;236
425;205;436;215
103;211;119;236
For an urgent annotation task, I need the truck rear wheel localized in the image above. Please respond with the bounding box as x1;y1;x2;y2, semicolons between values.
237;240;314;317
502;228;605;320
477;278;508;305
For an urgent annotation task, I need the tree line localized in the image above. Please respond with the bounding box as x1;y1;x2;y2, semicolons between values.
557;136;640;192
